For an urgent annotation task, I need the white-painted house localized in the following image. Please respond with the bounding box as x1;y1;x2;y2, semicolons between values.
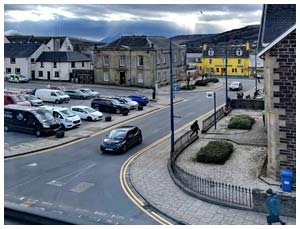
35;51;92;81
4;43;49;79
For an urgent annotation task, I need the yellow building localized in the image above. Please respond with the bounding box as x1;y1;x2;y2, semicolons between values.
201;43;250;77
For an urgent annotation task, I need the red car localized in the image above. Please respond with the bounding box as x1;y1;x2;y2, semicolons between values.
4;93;31;106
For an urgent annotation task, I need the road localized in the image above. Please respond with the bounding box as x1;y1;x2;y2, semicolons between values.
4;79;256;224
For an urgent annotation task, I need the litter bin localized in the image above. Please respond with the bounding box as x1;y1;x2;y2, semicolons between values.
280;169;293;192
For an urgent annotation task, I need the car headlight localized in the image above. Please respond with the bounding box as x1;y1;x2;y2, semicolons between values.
43;124;50;128
65;119;72;123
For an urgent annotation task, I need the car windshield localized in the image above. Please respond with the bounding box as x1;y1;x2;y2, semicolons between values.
12;95;26;102
60;109;76;118
232;82;240;85
81;90;89;94
81;89;91;92
123;97;133;102
107;129;127;140
35;110;54;122
28;95;37;100
56;91;65;96
111;99;121;105
84;107;96;113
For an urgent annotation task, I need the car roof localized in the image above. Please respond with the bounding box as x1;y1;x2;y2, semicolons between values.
71;105;90;109
5;104;43;111
42;106;68;111
114;126;138;131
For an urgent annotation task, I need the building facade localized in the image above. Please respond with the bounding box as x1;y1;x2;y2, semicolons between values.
201;43;250;77
257;4;296;182
94;36;186;88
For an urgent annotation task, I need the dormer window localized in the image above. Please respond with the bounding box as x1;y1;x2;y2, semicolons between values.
208;48;214;56
236;48;243;56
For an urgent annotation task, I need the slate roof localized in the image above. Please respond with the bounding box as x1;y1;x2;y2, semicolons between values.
202;45;249;58
257;4;296;53
103;35;183;50
36;51;91;62
4;43;41;58
6;35;56;45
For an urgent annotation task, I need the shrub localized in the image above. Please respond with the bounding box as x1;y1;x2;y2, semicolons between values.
180;84;196;90
195;141;234;164
209;78;219;83
227;115;255;129
195;79;208;86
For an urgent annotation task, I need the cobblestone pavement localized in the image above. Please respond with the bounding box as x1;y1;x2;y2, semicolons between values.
129;117;296;225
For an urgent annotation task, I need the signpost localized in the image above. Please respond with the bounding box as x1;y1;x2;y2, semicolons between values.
207;91;217;129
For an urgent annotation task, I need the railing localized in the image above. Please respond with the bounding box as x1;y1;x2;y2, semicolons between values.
201;106;226;133
169;129;253;210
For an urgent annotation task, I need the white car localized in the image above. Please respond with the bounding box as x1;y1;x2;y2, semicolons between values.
229;81;243;91
42;106;81;129
71;106;103;121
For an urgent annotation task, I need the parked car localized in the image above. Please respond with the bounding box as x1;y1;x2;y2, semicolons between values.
43;106;81;129
79;88;99;98
229;81;243;91
7;74;30;83
127;94;149;106
110;96;139;110
35;89;70;104
71;106;103;121
4;105;60;137
64;89;90;100
100;126;142;153
24;95;43;106
4;93;31;106
91;98;130;114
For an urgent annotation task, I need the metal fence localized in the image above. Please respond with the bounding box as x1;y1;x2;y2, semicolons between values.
169;130;253;210
201;106;226;133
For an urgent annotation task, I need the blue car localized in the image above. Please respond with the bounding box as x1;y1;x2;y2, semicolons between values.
127;94;149;106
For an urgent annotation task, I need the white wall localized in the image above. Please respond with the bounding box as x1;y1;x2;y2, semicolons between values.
4;36;10;43
4;58;29;76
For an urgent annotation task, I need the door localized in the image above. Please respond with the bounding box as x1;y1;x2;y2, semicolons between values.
120;72;126;85
69;73;73;82
47;71;51;80
31;71;35;80
126;130;135;147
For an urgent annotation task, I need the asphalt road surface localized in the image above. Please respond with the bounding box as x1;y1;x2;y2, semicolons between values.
5;79;256;224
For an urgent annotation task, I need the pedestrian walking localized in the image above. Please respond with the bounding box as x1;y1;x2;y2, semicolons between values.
266;189;286;225
190;120;200;137
262;110;266;126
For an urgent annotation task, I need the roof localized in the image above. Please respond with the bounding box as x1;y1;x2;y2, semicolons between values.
257;4;296;55
4;43;41;58
103;35;183;50
202;45;249;58
4;104;42;111
36;51;91;62
5;35;53;44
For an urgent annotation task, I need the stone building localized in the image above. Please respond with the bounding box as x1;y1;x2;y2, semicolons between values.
94;35;186;88
257;4;296;182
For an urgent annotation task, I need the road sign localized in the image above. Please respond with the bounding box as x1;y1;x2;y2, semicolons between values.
206;91;214;99
173;83;180;91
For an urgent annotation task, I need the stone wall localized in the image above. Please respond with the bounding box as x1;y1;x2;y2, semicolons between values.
230;99;264;110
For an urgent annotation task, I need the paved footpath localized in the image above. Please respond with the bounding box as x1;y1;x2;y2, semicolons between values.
128;124;296;225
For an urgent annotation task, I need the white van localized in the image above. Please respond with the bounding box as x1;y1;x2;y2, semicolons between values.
35;89;70;104
42;106;81;129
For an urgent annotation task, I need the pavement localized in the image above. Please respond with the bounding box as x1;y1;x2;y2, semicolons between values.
128;109;296;225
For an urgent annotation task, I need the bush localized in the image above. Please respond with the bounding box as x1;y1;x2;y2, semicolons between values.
195;141;234;164
195;79;208;86
227;115;255;129
180;84;196;90
208;78;219;83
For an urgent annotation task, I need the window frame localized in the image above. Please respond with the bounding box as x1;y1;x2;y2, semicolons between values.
103;71;109;82
119;55;126;67
54;71;60;78
137;72;144;83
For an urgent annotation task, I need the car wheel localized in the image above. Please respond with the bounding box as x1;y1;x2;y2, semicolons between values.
35;130;41;137
4;125;9;132
121;144;127;153
116;109;121;114
80;96;84;100
87;116;93;121
55;99;60;104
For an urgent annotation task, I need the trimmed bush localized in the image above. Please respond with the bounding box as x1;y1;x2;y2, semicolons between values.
208;78;219;83
195;79;208;86
195;141;234;164
180;84;196;90
227;115;255;129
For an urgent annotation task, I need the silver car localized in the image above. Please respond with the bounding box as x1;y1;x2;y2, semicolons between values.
111;96;139;110
24;95;44;106
79;88;99;98
229;81;243;91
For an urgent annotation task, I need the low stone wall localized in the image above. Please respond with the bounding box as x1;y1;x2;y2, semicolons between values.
230;99;264;110
252;189;296;217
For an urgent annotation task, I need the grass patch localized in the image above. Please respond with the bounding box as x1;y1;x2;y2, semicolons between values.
227;115;255;130
195;141;234;164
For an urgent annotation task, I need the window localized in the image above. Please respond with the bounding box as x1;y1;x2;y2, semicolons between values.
31;58;35;63
209;59;213;64
103;71;109;82
15;68;20;74
216;68;219;73
40;62;44;68
232;68;237;73
163;71;167;81
38;71;43;77
162;54;166;64
238;59;241;65
241;69;244;73
6;68;11;74
82;61;85;67
71;62;75;68
137;72;144;83
157;54;160;65
210;68;214;73
53;62;57;68
137;56;143;66
119;55;125;66
55;71;60;78
103;56;109;66
10;58;15;64
157;72;161;81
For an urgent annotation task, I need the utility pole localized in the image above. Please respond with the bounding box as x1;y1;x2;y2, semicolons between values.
169;39;175;154
225;46;228;109
255;47;258;93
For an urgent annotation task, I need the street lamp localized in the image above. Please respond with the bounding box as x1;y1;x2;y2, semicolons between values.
225;46;228;109
255;47;258;93
169;39;175;153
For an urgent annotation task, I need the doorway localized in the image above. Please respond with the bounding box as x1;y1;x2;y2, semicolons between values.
120;72;126;85
31;71;35;80
47;71;51;80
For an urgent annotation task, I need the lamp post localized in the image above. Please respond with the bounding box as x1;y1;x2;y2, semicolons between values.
255;48;258;93
169;39;175;153
225;46;228;109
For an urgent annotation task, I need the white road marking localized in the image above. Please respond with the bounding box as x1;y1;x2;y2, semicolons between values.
27;162;37;167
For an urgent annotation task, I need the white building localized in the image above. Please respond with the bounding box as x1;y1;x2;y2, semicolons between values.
4;43;48;78
35;51;92;81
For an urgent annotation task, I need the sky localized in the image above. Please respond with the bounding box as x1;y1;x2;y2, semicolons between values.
4;4;263;42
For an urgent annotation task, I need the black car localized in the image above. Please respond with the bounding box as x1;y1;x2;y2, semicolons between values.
100;126;142;153
91;98;129;114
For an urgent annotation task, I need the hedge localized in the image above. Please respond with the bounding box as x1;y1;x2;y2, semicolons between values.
195;79;208;86
227;115;255;129
195;141;234;164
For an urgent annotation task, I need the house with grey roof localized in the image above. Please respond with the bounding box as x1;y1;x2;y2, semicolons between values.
94;35;186;88
257;4;296;183
34;51;92;81
4;43;48;79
